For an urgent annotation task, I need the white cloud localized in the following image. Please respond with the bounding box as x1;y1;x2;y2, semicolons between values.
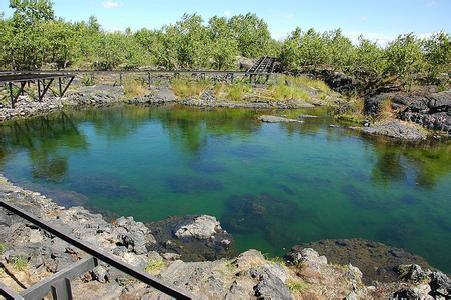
224;10;232;18
102;1;120;9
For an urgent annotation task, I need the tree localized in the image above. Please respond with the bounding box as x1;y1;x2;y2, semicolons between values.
351;36;387;84
422;32;450;84
208;16;238;70
10;0;54;26
385;33;425;90
173;14;211;69
229;13;272;58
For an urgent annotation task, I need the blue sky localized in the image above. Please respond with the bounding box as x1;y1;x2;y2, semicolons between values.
1;0;450;45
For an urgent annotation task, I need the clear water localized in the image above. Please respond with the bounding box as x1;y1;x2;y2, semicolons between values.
0;105;450;272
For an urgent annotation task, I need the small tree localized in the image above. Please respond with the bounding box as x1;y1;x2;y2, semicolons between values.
208;16;238;70
422;32;450;85
385;33;425;90
229;13;272;58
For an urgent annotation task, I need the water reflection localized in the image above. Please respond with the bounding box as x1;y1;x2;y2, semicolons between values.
0;105;449;272
0;113;88;182
371;139;451;189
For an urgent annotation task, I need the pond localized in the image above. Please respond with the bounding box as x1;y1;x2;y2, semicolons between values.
0;105;450;273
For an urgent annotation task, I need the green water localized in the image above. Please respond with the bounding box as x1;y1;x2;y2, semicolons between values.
0;105;450;272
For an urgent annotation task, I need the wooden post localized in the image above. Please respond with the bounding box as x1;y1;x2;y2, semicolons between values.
37;80;42;102
9;82;15;108
58;77;63;97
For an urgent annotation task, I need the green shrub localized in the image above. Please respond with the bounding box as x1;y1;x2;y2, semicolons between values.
81;75;94;86
144;258;166;275
11;256;28;271
0;242;6;254
286;278;308;293
225;83;251;101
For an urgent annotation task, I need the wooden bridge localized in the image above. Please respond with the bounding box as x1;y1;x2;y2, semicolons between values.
0;57;280;109
0;72;75;108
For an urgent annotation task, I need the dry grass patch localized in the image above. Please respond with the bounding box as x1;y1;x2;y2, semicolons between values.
124;78;148;98
171;79;210;99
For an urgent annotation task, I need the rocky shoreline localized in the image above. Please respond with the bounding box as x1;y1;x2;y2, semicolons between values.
1;78;449;141
1;174;450;299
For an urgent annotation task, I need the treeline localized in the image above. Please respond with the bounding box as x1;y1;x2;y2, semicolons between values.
0;0;449;90
280;28;450;89
0;0;279;71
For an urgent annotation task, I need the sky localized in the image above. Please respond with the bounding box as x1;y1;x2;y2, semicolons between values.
1;0;450;45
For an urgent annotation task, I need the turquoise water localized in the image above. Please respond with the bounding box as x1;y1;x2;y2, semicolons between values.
0;105;450;272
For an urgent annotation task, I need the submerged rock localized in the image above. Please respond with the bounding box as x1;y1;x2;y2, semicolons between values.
294;239;434;284
258;115;304;123
147;215;235;261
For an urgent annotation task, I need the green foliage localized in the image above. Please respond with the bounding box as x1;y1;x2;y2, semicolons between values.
81;74;94;86
269;82;310;101
0;0;448;92
385;33;424;90
225;83;251;101
11;256;28;271
229;13;272;58
0;242;6;254
286;278;308;293
280;28;450;92
170;79;210;99
144;258;166;275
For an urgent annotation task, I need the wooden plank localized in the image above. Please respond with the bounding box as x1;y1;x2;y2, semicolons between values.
22;257;96;300
0;200;193;300
0;282;25;300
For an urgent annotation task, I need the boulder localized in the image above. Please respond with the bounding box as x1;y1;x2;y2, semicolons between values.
355;119;427;141
174;215;222;240
285;247;327;271
429;271;451;298
397;264;428;282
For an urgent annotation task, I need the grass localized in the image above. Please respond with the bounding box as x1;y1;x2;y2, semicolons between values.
170;79;210;99
81;74;94;86
269;82;310;101
335;97;366;124
265;255;287;266
0;242;6;254
124;78;148;98
225;83;251;102
213;82;226;99
144;258;166;275
286;278;308;294
379;97;394;119
11;256;28;272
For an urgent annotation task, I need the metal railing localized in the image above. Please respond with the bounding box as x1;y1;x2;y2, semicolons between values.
0;200;193;300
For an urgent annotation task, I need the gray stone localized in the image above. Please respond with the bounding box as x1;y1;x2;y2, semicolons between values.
174;215;221;240
92;265;108;283
285;248;327;271
254;266;293;300
355;119;427;141
397;264;428;282
258;115;304;123
429;271;451;298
